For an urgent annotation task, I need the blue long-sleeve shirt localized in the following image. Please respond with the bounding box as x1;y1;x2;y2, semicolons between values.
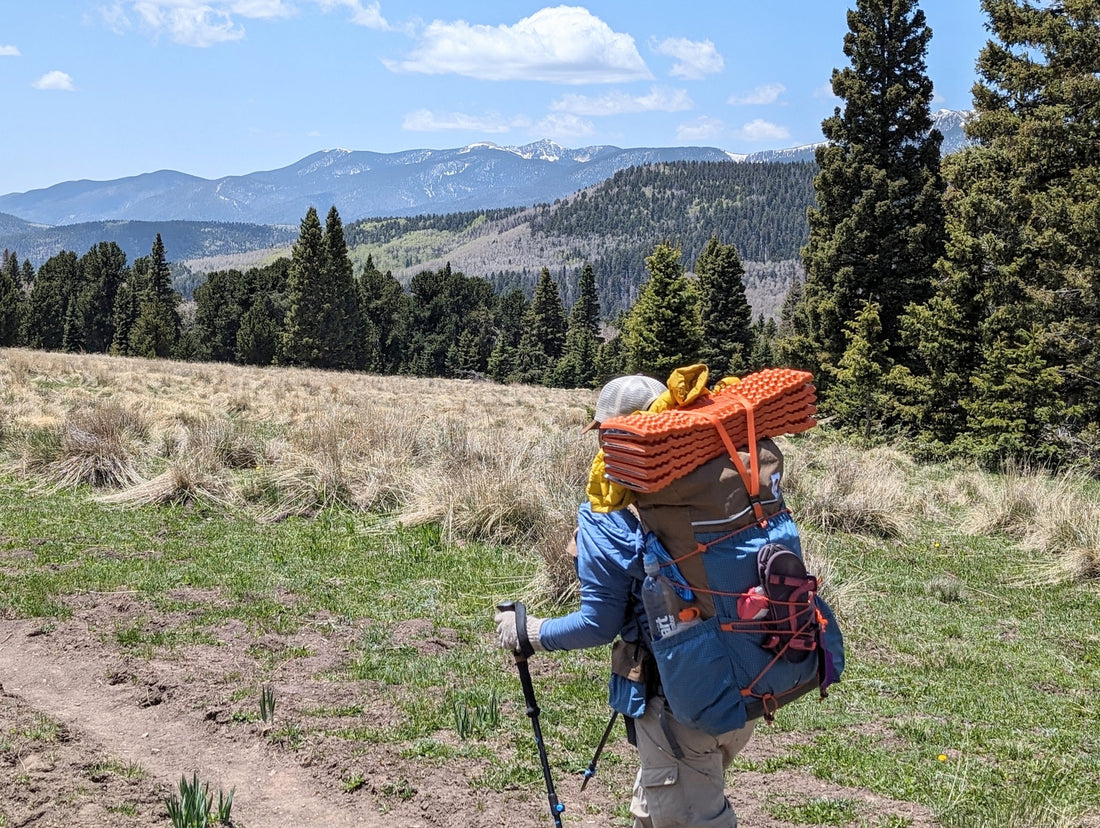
538;503;647;651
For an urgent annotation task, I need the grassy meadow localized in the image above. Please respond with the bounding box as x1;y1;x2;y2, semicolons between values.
1;347;1098;828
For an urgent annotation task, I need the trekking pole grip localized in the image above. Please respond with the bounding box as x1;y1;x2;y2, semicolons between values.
497;600;535;659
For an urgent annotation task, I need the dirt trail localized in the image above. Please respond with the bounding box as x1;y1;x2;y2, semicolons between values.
0;619;399;828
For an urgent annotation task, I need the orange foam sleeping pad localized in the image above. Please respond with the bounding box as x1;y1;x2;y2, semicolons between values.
598;368;817;492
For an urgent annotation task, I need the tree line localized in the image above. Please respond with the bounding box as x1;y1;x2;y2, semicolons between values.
0;206;772;390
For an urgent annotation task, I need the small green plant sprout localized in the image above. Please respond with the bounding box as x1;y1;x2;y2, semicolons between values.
259;684;276;724
164;772;235;827
451;690;501;739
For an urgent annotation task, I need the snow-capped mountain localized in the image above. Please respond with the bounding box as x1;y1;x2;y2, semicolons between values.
0;112;973;228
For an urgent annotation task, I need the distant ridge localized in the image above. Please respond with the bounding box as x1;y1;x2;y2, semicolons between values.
0;111;970;228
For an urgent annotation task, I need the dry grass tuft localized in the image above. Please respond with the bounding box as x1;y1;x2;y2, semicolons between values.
965;463;1100;582
97;455;239;509
783;440;914;538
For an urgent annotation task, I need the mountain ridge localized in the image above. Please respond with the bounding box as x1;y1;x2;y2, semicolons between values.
0;111;970;228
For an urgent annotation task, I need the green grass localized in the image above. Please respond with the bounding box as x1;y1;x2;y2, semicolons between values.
2;471;1099;826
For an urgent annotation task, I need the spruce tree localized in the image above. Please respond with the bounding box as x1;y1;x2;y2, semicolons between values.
695;236;753;376
514;267;568;385
488;288;529;383
824;301;894;441
623;241;703;378
111;257;147;356
128;234;181;358
357;255;408;374
279;207;327;367
0;256;22;346
236;293;280;366
321;205;362;370
24;251;79;351
68;242;127;353
552;263;603;388
786;0;945;390
192;269;249;362
903;0;1100;460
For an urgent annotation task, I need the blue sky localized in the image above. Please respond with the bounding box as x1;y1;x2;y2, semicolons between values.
0;1;989;196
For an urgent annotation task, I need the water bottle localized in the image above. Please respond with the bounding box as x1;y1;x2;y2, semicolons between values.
642;550;701;641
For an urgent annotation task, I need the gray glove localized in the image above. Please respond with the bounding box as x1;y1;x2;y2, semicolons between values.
494;609;545;653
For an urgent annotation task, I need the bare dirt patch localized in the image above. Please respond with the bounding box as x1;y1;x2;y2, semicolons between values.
2;594;935;827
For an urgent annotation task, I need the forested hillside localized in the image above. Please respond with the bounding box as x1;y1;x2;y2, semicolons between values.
348;160;817;319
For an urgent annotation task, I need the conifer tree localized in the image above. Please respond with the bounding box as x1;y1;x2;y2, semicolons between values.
749;316;778;371
824;301;894;440
624;241;703;378
236;293;280;366
110;257;147;356
488;288;529;383
321;206;362;370
0;257;22;346
552;263;603;388
785;0;945;389
357;255;408;374
514;267;568;384
903;0;1100;461
24;251;79;351
695;236;753;376
128;234;181;358
279;207;327;367
68;242;128;353
192;269;249;362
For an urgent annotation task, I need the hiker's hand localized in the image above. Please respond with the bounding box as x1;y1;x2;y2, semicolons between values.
494;609;546;652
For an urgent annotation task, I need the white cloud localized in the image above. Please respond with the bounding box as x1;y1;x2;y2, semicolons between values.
127;1;246;46
0;45;21;57
652;37;723;80
535;113;596;141
734;119;790;142
32;71;76;91
314;0;391;29
551;86;691;116
675;116;724;143
385;6;652;84
403;109;531;133
814;82;838;100
728;83;786;106
103;0;295;46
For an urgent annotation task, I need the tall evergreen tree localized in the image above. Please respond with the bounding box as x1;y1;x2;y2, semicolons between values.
784;0;945;389
488;288;529;383
279;207;328;367
236;293;280;366
695;236;753;376
24;251;79;351
357;255;408;374
903;0;1100;462
514;267;568;385
552;263;603;388
128;234;181;358
320;205;362;370
0;254;22;346
110;256;147;356
403;264;495;377
192;269;250;362
67;242;128;353
824;301;894;440
623;241;703;378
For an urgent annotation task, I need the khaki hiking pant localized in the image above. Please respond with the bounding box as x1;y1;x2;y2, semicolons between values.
630;695;756;828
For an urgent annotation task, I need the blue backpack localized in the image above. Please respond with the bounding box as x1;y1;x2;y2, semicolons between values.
638;508;844;735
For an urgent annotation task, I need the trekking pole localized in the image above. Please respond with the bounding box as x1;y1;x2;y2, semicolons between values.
497;600;565;828
581;710;618;791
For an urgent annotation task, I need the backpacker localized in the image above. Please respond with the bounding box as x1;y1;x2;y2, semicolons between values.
600;368;845;735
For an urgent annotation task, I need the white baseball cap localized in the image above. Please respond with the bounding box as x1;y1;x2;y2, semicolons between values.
582;375;666;432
